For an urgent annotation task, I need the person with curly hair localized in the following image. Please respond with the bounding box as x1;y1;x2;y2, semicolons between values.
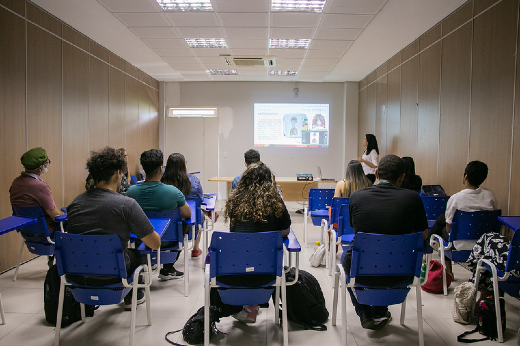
84;148;130;194
67;147;161;309
220;162;291;324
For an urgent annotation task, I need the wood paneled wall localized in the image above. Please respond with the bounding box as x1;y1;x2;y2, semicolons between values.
0;1;160;271
358;0;520;216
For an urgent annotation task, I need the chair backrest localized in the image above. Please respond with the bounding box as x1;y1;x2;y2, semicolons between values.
186;197;203;225
337;204;354;237
504;229;520;273
330;197;349;226
11;205;50;237
144;209;183;242
54;232;127;279
421;196;450;221
308;188;334;211
209;231;283;279
350;232;424;278
449;209;502;242
130;175;138;185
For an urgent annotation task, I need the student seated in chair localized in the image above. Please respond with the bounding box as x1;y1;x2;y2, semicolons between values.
344;155;428;330
66;147;161;310
231;149;260;193
85;147;130;195
428;160;498;278
127;149;191;280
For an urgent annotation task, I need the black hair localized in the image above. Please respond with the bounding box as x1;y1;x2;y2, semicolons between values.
244;149;261;165
140;149;163;175
402;156;416;177
365;134;379;155
161;153;191;196
87;147;126;184
377;155;405;183
464;161;488;187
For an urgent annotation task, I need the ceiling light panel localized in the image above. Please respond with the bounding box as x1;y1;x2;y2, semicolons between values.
270;38;310;49
271;0;326;13
156;0;213;11
185;38;228;48
206;69;238;75
269;70;298;76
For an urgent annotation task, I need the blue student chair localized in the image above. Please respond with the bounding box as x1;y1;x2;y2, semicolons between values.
53;232;152;346
473;229;520;343
430;209;501;295
332;232;425;346
144;209;191;296
11;205;61;282
329;203;355;278
204;231;288;346
420;195;450;229
304;188;334;245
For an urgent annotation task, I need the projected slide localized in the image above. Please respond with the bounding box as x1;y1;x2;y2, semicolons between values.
254;103;330;148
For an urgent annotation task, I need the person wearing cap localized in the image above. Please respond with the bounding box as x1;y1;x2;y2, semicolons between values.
9;147;64;235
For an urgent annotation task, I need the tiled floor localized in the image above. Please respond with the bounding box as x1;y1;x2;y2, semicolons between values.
1;210;519;346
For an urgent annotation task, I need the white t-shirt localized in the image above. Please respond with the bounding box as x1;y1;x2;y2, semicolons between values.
445;188;498;224
361;149;378;175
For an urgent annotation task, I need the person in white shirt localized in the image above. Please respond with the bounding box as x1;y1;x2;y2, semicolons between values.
428;160;498;277
356;134;379;183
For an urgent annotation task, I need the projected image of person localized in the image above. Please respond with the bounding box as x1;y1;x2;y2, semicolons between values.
302;118;308;131
312;113;326;129
290;116;298;136
357;134;379;183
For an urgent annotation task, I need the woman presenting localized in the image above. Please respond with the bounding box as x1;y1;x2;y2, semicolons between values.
357;134;379;183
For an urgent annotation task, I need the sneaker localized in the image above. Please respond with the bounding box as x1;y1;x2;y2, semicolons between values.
124;289;146;311
360;313;375;330
371;311;392;330
159;268;184;281
233;305;259;323
191;248;202;257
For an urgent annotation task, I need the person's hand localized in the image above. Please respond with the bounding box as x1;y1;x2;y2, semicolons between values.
356;157;363;163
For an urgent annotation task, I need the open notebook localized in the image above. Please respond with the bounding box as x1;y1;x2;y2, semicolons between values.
317;166;335;181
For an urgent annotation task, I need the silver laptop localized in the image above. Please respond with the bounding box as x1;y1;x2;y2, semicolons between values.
317;166;335;181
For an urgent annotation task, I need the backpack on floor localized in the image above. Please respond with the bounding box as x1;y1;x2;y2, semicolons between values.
420;185;446;197
457;296;506;343
275;267;329;331
44;264;95;327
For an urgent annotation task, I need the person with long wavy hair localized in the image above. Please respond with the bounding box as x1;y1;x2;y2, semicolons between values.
161;152;204;256
334;160;373;198
221;162;291;324
357;133;379;183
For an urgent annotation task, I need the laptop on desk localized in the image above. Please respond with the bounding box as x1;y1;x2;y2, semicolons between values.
317;166;335;181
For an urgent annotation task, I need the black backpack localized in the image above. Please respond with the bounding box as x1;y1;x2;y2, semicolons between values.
44;264;95;327
275;268;329;331
420;185;446;197
457;296;506;343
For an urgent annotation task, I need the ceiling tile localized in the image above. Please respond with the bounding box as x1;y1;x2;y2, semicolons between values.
219;13;268;27
300;64;333;72
302;58;339;66
310;40;352;50
130;27;179;39
169;63;204;70
154;48;195;57
270;27;315;39
211;75;240;81
229;48;269;56
226;39;268;49
224;27;268;39
269;48;306;59
271;13;321;28
164;12;219;27
211;0;268;13
306;49;345;59
163;56;200;64
98;0;161;13
320;14;373;29
113;12;170;26
143;38;187;49
324;0;387;15
314;28;361;40
176;27;223;38
197;56;227;65
192;48;230;56
274;58;303;69
235;69;268;75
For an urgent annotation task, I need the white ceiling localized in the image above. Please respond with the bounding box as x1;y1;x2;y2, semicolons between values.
31;0;466;83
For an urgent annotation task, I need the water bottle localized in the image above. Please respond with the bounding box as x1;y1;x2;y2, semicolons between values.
420;263;427;283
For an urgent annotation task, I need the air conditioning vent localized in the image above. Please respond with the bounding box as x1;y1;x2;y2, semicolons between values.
222;55;276;67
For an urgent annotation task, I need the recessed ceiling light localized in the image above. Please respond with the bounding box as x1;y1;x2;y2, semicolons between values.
269;70;298;76
270;38;310;49
156;0;213;11
271;0;326;13
185;38;227;48
206;69;238;75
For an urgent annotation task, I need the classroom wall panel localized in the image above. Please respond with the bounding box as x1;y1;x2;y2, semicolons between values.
469;0;517;211
386;67;401;155
63;43;89;206
399;56;419;159
442;0;473;36
0;1;159;272
375;74;387;156
416;42;441;184
138;83;151;154
125;76;140;176
0;7;29;270
512;10;520;216
362;83;377;151
438;22;472;196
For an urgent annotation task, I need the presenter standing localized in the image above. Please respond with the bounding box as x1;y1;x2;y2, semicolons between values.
357;134;379;183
